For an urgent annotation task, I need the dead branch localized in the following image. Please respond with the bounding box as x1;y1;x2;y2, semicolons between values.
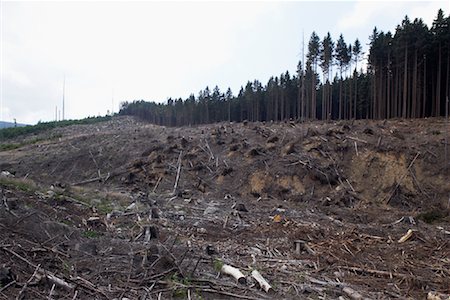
17;264;40;300
251;270;272;293
221;264;246;284
204;139;215;161
398;229;414;243
339;266;415;279
343;286;366;300
1;246;75;292
172;151;183;196
345;136;368;144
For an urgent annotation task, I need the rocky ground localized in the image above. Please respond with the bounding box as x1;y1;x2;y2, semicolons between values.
0;116;449;299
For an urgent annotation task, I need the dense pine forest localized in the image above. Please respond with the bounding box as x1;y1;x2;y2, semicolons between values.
119;9;450;126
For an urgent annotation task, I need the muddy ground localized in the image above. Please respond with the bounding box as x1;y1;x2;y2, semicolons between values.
0;116;449;299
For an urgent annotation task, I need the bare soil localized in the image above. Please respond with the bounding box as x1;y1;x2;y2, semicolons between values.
0;116;449;299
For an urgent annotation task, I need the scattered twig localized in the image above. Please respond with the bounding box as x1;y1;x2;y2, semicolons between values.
153;177;162;193
0;280;16;294
17;264;41;300
339;266;414;279
343;286;365;300
172;151;183;196
251;270;272;293
346;136;368;144
398;229;414;243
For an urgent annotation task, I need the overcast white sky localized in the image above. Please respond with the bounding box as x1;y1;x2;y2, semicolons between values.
0;0;447;125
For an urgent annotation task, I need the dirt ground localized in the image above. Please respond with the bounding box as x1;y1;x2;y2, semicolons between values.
0;116;449;299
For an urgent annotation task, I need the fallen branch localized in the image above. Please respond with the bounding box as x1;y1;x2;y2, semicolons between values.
398;229;414;243
172;151;183;196
343;286;366;300
251;270;272;293
17;264;40;300
221;264;246;284
204;139;215;161
1;246;75;292
339;266;414;279
345;136;368;144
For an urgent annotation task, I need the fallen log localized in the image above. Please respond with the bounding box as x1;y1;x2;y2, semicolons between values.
221;264;246;284
251;270;272;293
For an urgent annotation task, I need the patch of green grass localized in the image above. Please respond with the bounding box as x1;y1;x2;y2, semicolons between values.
82;230;100;239
0;177;37;192
0;134;63;152
169;274;193;299
213;259;224;272
96;201;114;214
0;143;21;151
0;116;112;140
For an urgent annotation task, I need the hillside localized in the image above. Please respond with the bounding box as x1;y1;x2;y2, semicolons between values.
0;121;28;129
0;116;449;299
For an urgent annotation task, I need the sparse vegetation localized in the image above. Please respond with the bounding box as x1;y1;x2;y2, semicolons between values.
417;208;449;223
82;230;100;239
0;177;37;192
0;134;62;152
0;116;111;140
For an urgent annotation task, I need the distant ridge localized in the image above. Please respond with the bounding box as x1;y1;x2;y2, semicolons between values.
0;121;29;129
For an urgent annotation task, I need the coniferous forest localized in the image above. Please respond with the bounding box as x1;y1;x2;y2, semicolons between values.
119;10;450;126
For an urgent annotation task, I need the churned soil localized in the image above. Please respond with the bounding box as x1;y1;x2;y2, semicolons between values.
0;116;449;299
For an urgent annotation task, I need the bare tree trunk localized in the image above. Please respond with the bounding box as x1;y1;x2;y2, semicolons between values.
339;70;343;119
402;45;408;118
412;49;418;118
436;44;442;116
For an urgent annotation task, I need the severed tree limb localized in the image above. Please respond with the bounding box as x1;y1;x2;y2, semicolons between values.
17;264;41;300
172;151;183;196
1;246;75;293
221;264;247;284
398;229;414;243
339;266;416;279
0;280;16;294
343;286;366;300
251;270;272;293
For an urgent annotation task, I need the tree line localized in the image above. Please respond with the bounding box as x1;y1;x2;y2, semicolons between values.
119;9;449;126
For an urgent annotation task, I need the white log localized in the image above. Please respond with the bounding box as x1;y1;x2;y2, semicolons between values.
251;270;272;293
46;274;75;290
221;264;246;284
398;229;414;243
